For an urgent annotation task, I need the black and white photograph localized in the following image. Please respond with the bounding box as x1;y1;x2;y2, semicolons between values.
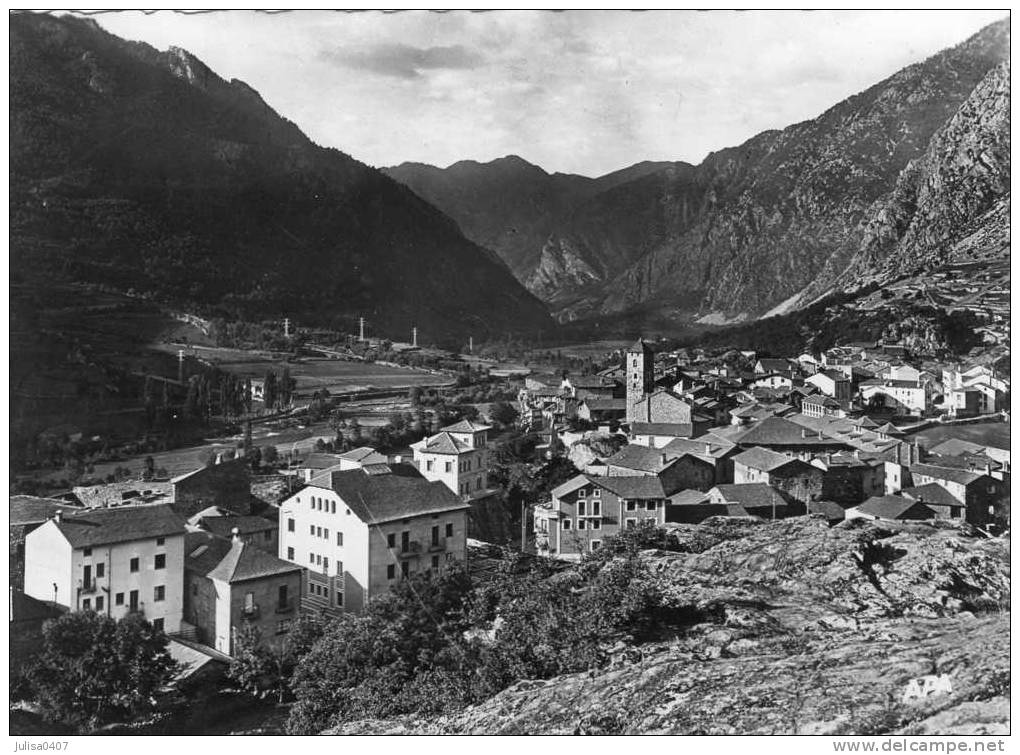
8;7;1011;742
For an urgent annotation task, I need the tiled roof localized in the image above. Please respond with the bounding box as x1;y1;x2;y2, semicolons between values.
900;483;961;508
339;446;389;464
733;416;838;446
54;504;186;548
757;358;793;372
206;538;301;583
929;438;1006;457
418;432;471;455
662;435;737;461
10;496;69;526
909;463;986;486
298;453;346;470
668;489;711;506
628;338;653;353
709;483;788;510
802;394;840;407
551;474;590;500
733;447;801;473
594;476;666;500
604;444;679;473
316;468;469;524
442;419;492;433
853;496;936;520
581;398;627;410
808;499;849;521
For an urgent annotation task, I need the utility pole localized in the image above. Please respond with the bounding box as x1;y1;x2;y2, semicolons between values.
520;499;527;553
359;317;366;342
469;336;473;354
284;317;290;338
177;349;185;383
412;326;417;348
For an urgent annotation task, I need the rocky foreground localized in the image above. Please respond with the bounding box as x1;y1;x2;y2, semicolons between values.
331;516;1010;735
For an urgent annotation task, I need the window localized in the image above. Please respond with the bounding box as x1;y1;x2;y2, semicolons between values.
309;525;315;536
401;531;410;553
646;501;657;511
115;593;124;606
432;525;440;546
323;557;329;571
577;519;586;530
590;540;602;551
154;585;165;602
129;590;139;611
83;548;92;557
387;533;396;548
129;557;139;573
591;519;601;530
336;561;343;576
577;488;586;498
626;519;637;529
626;501;637;512
477;478;482;490
156;537;165;546
287;546;295;560
432;555;440;570
337;532;343;546
578;501;587;516
336;592;343;607
278;585;288;608
96;596;104;611
401;561;410;577
562;519;572;531
153;618;164;632
316;554;322;566
277;620;291;634
96;562;105;578
308;583;315;595
309;553;315;564
154;554;166;570
445;523;453;538
82;598;91;611
324;528;329;540
309;498;314;510
288;518;295;532
591;501;601;516
445;461;452;473
592;489;601;498
316;526;322;538
387;564;396;580
331;501;336;514
244;592;255;611
426;460;434;472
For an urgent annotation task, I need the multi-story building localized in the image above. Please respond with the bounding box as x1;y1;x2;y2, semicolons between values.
277;464;469;616
626;339;655;424
410;419;492;498
184;529;302;655
535;473;668;560
24;504;187;633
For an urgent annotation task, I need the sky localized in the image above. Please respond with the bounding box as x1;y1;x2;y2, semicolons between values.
86;9;1007;177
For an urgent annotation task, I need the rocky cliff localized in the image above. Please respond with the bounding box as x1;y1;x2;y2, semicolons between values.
9;12;554;343
330;516;1010;735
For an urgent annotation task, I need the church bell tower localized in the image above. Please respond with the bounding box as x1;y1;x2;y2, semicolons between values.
626;338;653;423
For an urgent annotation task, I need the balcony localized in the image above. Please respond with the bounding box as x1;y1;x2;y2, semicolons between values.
398;541;422;558
78;580;99;595
241;604;260;620
428;538;446;553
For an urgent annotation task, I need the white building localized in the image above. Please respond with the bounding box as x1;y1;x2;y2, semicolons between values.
277;464;470;617
410;419;492;498
859;379;930;416
805;370;853;404
24;504;187;633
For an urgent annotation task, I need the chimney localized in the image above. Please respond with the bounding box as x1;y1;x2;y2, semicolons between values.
231;526;241;543
826;453;833;466
801;428;808;438
817;429;823;440
853;449;860;460
54;510;62;523
985;462;992;476
393;454;403;465
660;452;668;466
705;443;712;455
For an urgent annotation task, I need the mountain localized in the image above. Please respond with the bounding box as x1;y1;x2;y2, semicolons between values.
391;20;1008;325
9;12;554;344
383;156;678;281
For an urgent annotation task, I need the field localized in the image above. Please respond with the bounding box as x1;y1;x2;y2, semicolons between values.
153;344;452;397
911;420;1010;452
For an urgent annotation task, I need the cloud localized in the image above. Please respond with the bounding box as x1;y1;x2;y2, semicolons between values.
320;42;485;79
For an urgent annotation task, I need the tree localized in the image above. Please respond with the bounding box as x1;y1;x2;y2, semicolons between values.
142;455;155;481
26;612;177;732
488;400;520;428
281;365;293;407
228;624;273;697
263;371;278;410
263;445;279;466
408;386;423;407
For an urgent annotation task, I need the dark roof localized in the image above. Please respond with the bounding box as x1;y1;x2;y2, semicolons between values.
628;338;653;353
733;416;839;447
10;496;70;526
418;432;471;455
757;358;793;371
854;496;936;520
317;468;469;524
206;538;301;583
580;398;627;410
901;483;962;509
299;453;346;470
630;422;694;437
10;589;64;624
662;435;737;461
605;444;679;473
733;447;803;473
929;438;1004;456
52;504;186;548
808;499;849;521
668;489;711;506
339;446;388;464
594;476;666;500
442;419;492;433
909;463;986;486
199;515;276;539
709;483;787;510
802;394;840;407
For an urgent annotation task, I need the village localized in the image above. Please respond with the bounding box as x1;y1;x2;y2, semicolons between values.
11;328;1010;709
